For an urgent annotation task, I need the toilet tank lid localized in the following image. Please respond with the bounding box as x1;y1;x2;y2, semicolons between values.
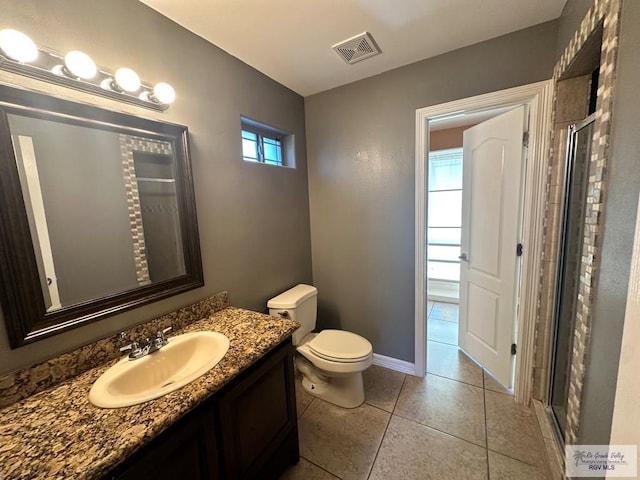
267;284;317;309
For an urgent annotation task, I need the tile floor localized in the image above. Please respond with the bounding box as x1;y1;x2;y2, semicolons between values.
280;313;551;479
426;300;459;347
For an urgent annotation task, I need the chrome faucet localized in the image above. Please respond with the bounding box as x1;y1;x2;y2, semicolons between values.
120;327;172;361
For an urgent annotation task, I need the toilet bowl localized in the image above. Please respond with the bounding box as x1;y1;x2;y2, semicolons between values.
268;284;373;408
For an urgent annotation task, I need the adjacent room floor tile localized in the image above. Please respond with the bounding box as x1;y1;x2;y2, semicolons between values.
483;369;513;396
298;398;390;480
363;364;405;412
427;317;458;345
280;457;341;480
369;415;488;480
294;373;314;417
485;390;546;467
488;451;549;480
426;341;483;387
395;374;486;447
429;302;459;322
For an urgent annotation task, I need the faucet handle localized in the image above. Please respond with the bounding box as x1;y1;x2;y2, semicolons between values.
154;326;171;348
119;341;139;352
157;326;172;339
120;341;142;359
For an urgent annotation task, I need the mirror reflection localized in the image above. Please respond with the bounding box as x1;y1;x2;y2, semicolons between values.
8;113;187;311
0;84;202;348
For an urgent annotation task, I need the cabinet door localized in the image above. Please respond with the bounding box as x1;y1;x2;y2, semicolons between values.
113;407;219;480
217;341;298;479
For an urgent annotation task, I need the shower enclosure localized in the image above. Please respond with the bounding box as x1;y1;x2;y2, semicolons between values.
548;113;595;439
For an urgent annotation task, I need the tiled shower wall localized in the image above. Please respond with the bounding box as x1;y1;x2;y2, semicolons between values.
534;75;591;399
532;0;622;445
119;135;174;286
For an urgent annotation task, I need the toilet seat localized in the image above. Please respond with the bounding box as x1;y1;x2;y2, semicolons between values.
307;330;372;363
297;342;373;374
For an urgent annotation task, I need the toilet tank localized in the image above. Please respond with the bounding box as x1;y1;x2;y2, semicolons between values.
268;284;317;346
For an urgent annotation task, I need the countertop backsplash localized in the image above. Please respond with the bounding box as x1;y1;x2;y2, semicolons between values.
0;291;230;408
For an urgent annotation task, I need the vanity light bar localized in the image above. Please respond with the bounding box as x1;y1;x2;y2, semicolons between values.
0;28;175;112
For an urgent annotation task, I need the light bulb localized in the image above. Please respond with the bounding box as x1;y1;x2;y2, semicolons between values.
153;82;175;104
114;67;141;93
0;29;38;63
64;50;97;79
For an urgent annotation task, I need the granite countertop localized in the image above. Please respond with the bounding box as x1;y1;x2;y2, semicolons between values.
0;307;299;480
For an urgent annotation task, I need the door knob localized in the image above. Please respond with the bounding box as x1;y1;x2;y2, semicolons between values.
458;253;469;261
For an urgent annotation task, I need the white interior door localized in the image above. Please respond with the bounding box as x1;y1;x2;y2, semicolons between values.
13;135;62;311
458;106;525;388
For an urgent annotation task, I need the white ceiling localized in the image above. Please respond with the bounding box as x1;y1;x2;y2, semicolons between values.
140;0;566;97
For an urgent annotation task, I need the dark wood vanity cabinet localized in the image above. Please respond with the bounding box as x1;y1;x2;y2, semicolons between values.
108;339;298;480
217;337;299;479
112;408;220;480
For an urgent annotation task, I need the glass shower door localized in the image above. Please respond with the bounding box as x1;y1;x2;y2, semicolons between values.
549;114;595;438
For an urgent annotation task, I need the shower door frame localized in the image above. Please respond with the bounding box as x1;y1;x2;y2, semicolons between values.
547;113;596;442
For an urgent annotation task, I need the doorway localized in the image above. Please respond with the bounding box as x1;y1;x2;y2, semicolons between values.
426;106;527;388
426;109;516;350
426;144;463;349
415;81;554;404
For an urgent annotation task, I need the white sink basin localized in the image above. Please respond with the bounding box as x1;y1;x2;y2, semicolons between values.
89;331;229;408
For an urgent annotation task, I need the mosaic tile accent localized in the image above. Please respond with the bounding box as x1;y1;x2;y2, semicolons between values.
0;292;229;408
533;0;622;446
119;135;173;286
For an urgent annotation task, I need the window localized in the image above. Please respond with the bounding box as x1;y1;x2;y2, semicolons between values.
427;148;463;283
241;116;293;167
242;129;283;166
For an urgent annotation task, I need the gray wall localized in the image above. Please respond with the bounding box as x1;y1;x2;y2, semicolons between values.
305;21;558;362
577;0;640;448
0;0;312;374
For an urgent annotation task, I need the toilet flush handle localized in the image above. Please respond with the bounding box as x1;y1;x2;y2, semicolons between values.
277;311;289;318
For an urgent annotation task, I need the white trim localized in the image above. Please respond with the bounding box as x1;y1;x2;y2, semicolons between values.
372;353;416;375
514;81;554;405
414;80;554;403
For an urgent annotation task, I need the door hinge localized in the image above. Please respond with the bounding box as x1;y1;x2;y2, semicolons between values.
511;343;517;355
516;243;523;257
522;131;529;147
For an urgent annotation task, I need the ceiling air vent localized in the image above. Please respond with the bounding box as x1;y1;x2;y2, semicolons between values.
332;32;381;65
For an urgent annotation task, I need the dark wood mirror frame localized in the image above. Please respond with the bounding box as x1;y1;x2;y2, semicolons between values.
0;84;203;348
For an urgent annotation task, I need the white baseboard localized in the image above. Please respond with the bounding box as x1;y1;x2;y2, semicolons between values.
428;294;459;304
427;279;460;303
372;353;417;376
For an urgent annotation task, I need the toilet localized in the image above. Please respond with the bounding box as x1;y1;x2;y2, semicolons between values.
268;284;372;408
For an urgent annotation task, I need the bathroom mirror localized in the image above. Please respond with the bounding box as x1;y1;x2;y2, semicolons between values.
0;84;203;347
